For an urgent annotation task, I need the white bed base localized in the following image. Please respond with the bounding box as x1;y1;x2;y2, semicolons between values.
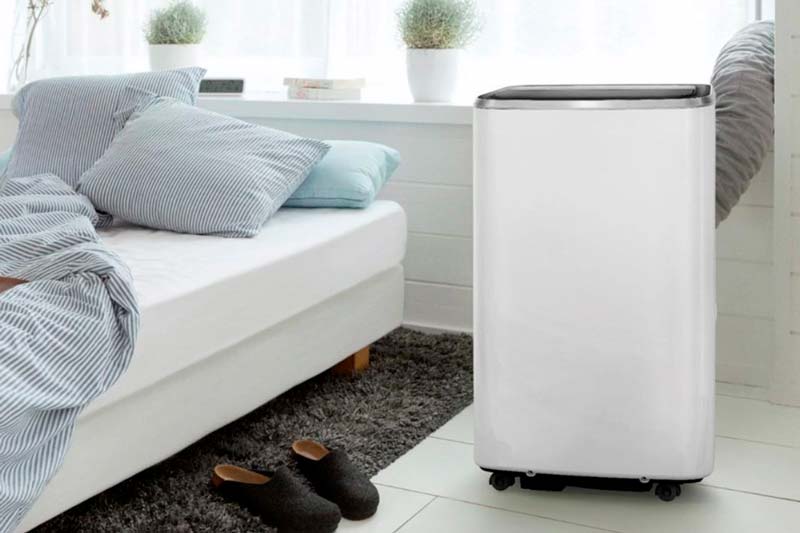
19;266;404;531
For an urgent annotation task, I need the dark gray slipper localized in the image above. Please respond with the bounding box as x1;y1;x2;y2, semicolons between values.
292;440;380;520
211;464;341;533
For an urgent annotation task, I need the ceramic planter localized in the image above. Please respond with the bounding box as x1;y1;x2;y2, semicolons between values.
406;48;460;103
149;44;201;71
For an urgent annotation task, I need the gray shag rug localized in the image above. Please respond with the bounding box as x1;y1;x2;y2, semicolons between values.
34;328;473;532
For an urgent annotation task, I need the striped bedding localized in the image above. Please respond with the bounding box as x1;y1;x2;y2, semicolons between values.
0;174;139;532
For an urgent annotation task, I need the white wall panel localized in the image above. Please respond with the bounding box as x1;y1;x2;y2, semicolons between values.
791;156;800;212
712;154;775;388
790;218;800;272
773;0;800;404
792;96;800;153
717;314;773;386
791;36;800;95
0;111;16;149
717;206;773;262
405;234;472;287
717;260;774;319
379;182;472;237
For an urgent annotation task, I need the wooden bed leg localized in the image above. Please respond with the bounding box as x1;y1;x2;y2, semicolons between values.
332;346;370;375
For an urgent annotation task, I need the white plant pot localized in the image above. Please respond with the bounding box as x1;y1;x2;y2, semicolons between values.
148;44;201;71
406;49;461;103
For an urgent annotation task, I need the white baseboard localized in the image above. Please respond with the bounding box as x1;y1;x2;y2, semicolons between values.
403;280;472;333
402;321;472;335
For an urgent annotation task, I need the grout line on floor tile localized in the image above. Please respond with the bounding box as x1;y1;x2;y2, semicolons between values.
373;482;439;498
391;495;437;533
434;495;624;533
374;482;440;498
699;483;800;504
375;482;623;533
376;481;800;530
426;437;472;449
429;435;473;445
715;434;800;450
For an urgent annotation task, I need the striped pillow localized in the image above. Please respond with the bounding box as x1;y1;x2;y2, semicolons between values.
78;97;329;237
6;67;205;189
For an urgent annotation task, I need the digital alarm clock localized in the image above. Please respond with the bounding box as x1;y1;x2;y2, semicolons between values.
199;78;245;95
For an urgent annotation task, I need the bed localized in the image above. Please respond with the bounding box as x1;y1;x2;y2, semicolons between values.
17;201;407;531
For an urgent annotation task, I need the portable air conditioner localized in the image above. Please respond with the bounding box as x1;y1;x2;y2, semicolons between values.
473;85;716;501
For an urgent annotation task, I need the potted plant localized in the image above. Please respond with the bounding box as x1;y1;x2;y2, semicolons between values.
145;0;207;71
397;0;481;102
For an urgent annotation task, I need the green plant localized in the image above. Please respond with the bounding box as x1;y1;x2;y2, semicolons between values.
397;0;481;49
145;1;207;45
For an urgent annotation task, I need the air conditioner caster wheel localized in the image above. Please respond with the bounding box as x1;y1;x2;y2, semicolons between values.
655;482;682;502
489;472;515;491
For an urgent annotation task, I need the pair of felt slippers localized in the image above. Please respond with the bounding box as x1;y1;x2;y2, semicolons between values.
211;439;378;533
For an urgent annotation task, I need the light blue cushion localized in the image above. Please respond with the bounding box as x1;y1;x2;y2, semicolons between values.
0;147;10;175
78;96;329;237
284;140;400;208
7;67;205;188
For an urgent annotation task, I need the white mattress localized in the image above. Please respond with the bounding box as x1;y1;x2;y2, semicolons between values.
86;201;406;414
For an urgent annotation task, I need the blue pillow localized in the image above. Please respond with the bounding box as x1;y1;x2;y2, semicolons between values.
78;97;329;237
284;140;400;208
0;147;10;175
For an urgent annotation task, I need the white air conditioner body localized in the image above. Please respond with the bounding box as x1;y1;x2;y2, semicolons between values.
472;85;716;494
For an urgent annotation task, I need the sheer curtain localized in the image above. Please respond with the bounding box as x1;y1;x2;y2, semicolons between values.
1;0;765;97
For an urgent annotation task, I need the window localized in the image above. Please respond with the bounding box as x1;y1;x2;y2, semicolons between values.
1;0;769;97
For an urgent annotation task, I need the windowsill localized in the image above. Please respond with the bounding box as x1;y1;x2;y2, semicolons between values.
0;91;474;126
200;92;473;125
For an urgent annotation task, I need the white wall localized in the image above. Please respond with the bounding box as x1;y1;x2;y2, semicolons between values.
717;155;775;387
0;102;777;387
772;0;800;405
0;111;16;149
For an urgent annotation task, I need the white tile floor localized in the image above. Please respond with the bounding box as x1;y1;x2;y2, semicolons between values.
338;383;800;533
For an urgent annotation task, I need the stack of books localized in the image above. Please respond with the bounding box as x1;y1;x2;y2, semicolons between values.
284;77;366;101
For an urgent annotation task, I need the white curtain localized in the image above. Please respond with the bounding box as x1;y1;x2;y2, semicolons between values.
1;0;764;97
